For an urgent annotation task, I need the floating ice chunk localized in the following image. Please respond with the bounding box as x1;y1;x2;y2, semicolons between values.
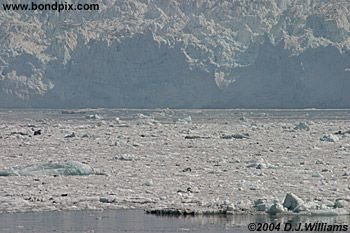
143;179;153;186
99;196;116;203
0;161;93;176
321;200;335;208
85;114;103;120
267;202;286;215
176;116;192;124
64;132;75;138
334;130;350;139
300;201;318;211
62;110;87;114
246;159;273;169
312;172;324;178
114;118;129;127
247;161;267;169
115;117;126;125
221;133;250;139
33;129;41;136
254;199;268;211
308;208;349;216
342;170;350;176
294;122;310;131
239;116;246;122
335;199;349;208
224;203;236;214
115;117;121;123
137;113;150;119
184;135;211;139
334;130;350;135
10;131;30;137
320;134;339;142
235;200;252;211
0;170;12;176
113;154;137;161
182;167;192;172
315;159;324;165
283;193;305;212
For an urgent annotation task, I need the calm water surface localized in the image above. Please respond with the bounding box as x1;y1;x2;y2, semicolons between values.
0;210;247;233
1;210;350;233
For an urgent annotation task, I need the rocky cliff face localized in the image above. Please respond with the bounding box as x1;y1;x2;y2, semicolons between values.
0;0;349;108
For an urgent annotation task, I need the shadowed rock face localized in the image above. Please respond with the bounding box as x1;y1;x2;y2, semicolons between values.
0;0;349;108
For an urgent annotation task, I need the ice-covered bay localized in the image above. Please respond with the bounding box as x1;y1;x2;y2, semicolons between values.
0;109;349;217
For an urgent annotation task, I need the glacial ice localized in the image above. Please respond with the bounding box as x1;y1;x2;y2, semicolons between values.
1;1;350;108
294;122;310;131
283;193;305;211
176;116;192;124
0;161;94;176
320;134;339;142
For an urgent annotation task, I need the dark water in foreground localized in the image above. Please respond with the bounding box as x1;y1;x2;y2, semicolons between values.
1;210;350;233
0;210;245;233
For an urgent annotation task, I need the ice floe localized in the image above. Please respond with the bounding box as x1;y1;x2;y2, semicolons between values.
320;134;339;142
0;161;94;176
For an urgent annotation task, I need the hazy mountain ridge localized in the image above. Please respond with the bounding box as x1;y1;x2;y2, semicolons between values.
0;0;349;108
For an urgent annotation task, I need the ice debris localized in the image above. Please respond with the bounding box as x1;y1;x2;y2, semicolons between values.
143;179;153;186
64;132;76;138
267;203;286;215
246;160;274;169
176;116;192;124
283;193;305;212
33;129;41;136
334;130;350;138
99;196;116;203
265;193;349;216
334;130;350;136
113;154;137;161
311;172;324;178
254;199;269;211
335;199;349;209
85;114;103;120
137;113;150;119
146;192;350;217
320;134;339;142
0;161;94;176
294;122;310;131
221;133;250;139
184;135;211;139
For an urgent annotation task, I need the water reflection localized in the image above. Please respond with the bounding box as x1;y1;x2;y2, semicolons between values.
1;210;349;233
156;213;350;229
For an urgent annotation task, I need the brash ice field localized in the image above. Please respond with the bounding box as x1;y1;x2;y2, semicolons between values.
0;109;350;218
